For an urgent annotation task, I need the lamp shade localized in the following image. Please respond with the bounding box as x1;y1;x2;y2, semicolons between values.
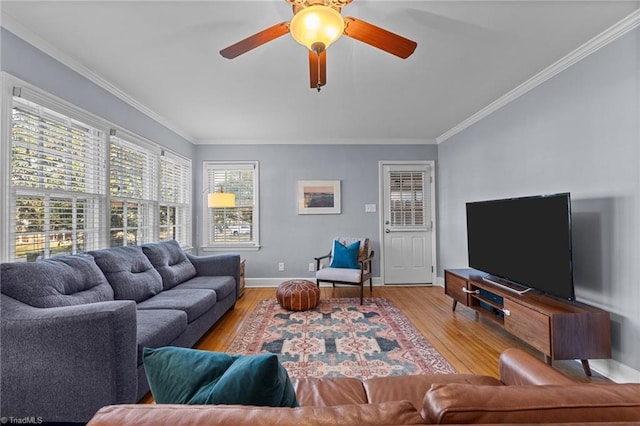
208;192;236;208
289;5;344;53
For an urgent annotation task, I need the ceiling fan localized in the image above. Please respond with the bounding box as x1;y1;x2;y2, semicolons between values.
220;0;417;91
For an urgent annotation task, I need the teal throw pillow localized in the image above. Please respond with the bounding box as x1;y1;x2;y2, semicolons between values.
329;240;361;269
143;346;298;407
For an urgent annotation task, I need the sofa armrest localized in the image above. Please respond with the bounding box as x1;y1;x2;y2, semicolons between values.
187;253;241;298
423;383;640;424
498;348;575;385
1;295;138;423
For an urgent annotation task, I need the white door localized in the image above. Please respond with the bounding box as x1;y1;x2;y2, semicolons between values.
381;162;434;284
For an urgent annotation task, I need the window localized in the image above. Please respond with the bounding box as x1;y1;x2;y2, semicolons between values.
2;76;193;262
10;95;107;261
109;134;158;246
388;170;429;229
159;152;192;247
203;161;259;250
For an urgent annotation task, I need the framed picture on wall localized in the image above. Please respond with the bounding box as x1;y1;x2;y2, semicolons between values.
297;180;341;214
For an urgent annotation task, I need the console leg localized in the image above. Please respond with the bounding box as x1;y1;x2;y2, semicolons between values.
452;300;458;311
581;360;592;376
544;354;552;365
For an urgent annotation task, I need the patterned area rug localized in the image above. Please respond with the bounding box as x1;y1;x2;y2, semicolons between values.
227;297;456;379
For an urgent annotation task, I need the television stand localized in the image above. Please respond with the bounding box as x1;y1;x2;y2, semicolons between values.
445;268;611;376
482;275;534;296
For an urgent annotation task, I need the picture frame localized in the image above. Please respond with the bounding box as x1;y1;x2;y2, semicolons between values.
297;180;341;214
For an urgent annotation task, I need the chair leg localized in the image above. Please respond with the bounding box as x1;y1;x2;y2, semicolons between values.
369;278;373;296
360;284;364;305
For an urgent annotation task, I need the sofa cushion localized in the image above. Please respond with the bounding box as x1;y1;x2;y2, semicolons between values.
143;347;298;408
1;254;114;308
136;289;217;322
142;240;196;290
293;377;368;406
364;374;502;412
316;267;362;283
172;276;236;300
423;383;640;424
90;246;163;302
88;400;425;426
136;309;188;365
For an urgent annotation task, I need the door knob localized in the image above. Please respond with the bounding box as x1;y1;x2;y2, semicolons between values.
385;229;391;233
385;220;390;225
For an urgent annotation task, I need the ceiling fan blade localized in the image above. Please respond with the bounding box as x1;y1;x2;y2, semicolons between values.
343;17;417;59
309;50;327;90
220;22;290;59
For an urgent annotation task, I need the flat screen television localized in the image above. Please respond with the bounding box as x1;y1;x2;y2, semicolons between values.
466;193;574;301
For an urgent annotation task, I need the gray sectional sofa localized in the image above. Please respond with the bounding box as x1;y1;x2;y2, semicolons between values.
1;240;240;424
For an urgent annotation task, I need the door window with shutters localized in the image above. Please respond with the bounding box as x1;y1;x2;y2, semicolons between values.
203;161;259;249
388;171;430;231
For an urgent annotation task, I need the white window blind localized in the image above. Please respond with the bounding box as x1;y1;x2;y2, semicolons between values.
203;161;259;248
109;135;158;246
160;152;192;247
10;96;107;260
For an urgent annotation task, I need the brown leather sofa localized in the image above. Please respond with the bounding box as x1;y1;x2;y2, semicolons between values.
87;348;640;425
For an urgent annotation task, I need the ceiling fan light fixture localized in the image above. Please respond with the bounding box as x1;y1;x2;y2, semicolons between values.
289;5;344;54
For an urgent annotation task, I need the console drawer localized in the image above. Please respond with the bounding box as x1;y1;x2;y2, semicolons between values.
445;271;469;307
504;299;551;356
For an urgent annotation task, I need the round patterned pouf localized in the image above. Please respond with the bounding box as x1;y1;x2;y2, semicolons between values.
276;279;320;311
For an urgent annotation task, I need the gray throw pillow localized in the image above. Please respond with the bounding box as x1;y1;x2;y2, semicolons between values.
142;240;196;290
90;246;163;302
0;254;114;308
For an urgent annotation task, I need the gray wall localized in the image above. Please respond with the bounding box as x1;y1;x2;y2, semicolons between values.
438;27;639;372
194;144;437;280
0;28;193;158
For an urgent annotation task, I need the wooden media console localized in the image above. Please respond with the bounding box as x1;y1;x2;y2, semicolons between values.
445;268;611;376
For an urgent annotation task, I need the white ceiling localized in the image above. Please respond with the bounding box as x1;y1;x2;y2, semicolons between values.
1;1;639;144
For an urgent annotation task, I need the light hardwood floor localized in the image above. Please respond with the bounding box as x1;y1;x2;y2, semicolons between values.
141;285;608;403
193;285;610;383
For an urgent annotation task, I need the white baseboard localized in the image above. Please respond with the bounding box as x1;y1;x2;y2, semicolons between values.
588;358;640;383
246;277;384;288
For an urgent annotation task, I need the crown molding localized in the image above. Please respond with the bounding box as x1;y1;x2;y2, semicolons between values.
436;8;640;144
195;138;437;145
0;13;197;144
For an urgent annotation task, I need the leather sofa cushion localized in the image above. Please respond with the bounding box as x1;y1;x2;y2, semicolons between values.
142;240;196;290
1;254;114;307
90;246;163;302
87;400;426;426
364;373;502;411
423;383;640;424
293;377;368;406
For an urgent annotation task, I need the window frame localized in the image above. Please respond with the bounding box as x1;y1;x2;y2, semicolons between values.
109;131;160;247
201;160;260;251
4;80;109;261
159;151;192;248
1;72;193;262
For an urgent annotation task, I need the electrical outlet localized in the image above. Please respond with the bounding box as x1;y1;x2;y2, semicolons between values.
308;262;315;272
278;262;285;271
